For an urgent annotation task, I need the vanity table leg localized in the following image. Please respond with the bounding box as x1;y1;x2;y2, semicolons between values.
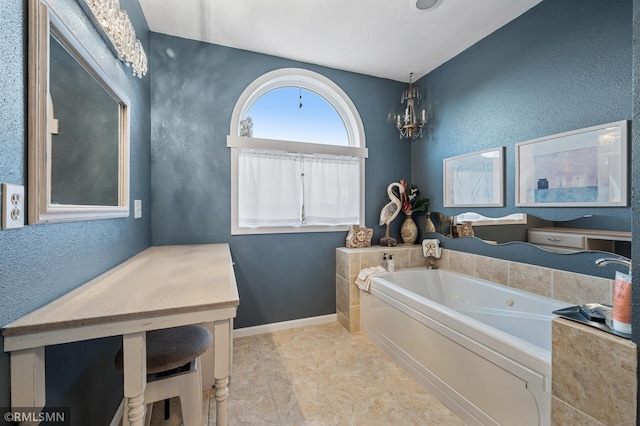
213;319;231;426
10;347;45;425
122;332;146;426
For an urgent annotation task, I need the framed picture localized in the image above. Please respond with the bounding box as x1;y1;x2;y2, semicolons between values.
515;120;629;207
443;147;504;207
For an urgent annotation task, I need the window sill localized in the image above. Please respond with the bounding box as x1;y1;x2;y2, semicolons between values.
231;224;356;235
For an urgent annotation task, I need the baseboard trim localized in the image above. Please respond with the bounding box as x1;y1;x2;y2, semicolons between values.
233;314;337;338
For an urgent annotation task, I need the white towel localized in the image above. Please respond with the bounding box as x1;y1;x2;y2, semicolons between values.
354;266;388;292
422;238;441;258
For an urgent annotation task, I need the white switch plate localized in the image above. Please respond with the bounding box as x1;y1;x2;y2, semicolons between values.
134;199;142;218
2;183;25;230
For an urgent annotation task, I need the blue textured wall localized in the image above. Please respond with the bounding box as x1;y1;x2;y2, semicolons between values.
413;0;632;278
2;0;638;421
631;0;640;364
149;33;409;328
0;0;151;423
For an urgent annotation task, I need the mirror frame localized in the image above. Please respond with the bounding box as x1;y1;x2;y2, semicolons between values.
28;0;130;224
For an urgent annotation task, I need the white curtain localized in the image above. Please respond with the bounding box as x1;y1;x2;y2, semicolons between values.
303;154;360;225
238;149;303;226
238;149;359;227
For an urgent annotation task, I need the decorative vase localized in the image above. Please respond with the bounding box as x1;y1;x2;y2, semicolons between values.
400;210;418;245
425;211;436;233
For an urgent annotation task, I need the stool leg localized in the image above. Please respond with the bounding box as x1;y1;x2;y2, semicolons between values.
123;332;147;426
144;404;153;426
164;399;170;420
180;358;203;426
214;319;231;426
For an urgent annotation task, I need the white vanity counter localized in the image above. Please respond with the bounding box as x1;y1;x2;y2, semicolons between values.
3;244;238;335
3;244;239;426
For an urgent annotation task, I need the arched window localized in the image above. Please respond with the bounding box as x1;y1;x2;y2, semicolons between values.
246;87;349;145
228;68;367;234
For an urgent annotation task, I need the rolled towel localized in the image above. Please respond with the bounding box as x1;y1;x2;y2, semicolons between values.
354;266;388;292
422;238;441;258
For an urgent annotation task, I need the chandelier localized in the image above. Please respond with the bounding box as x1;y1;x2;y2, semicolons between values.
79;0;148;78
396;73;427;140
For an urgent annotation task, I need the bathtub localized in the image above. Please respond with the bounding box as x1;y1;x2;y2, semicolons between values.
361;268;572;426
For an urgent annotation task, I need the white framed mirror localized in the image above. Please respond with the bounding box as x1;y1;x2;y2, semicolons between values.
28;0;130;224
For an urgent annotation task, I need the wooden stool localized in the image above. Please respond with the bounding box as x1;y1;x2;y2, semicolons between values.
115;325;213;426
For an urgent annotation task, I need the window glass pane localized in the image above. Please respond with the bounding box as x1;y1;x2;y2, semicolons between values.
231;69;365;234
246;87;349;146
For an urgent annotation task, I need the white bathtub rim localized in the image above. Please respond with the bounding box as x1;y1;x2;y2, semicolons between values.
362;316;495;426
384;267;569;313
369;275;551;360
369;286;549;391
361;291;543;425
367;269;563;424
364;267;569;425
370;268;568;359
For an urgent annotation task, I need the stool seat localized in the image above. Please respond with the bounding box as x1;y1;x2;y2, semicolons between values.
115;325;213;374
115;324;213;426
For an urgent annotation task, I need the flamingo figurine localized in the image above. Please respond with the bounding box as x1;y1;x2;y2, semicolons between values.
379;182;404;246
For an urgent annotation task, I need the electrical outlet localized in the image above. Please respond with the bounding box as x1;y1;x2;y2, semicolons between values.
2;183;25;230
134;199;142;219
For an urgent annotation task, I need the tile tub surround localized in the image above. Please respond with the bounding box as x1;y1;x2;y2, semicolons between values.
445;250;615;306
336;246;635;424
336;247;615;332
552;318;637;425
336;245;430;332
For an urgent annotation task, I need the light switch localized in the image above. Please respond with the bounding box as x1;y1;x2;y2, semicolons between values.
134;199;142;218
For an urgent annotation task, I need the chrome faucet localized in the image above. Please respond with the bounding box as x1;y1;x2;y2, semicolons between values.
595;257;632;271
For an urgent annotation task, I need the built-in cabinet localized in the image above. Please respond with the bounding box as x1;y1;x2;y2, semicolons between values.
528;227;631;254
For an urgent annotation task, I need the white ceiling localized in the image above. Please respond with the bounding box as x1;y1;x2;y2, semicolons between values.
138;0;542;83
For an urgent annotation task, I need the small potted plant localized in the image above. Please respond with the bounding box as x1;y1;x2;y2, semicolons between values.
399;180;428;244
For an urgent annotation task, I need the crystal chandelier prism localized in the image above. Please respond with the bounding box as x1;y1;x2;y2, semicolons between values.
396;73;427;140
79;0;148;78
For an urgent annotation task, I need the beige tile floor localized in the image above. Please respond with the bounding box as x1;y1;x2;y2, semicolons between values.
149;322;464;425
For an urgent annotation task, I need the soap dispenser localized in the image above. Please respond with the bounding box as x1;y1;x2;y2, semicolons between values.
381;253;388;271
387;254;395;272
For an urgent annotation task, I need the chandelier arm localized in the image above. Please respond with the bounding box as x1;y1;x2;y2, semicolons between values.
395;73;427;141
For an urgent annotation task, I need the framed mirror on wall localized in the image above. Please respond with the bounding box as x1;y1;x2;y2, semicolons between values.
427;211;631;257
443;147;505;208
515;120;629;207
429;120;631;258
28;0;130;224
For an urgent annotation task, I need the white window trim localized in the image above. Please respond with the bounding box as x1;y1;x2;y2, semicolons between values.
227;136;368;158
228;68;367;235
